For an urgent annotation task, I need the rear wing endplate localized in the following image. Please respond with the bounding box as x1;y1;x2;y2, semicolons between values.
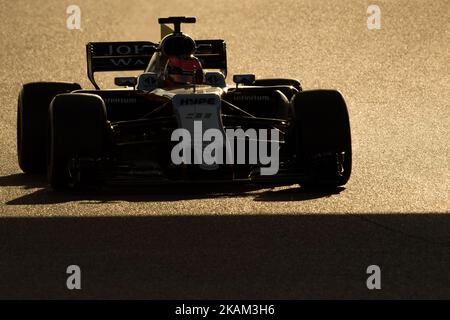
86;41;157;89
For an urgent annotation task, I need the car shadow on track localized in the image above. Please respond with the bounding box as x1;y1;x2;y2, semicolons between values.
0;214;449;299
0;173;48;189
1;173;343;205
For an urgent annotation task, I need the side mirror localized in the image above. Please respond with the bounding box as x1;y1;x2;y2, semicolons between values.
136;72;159;91
233;74;255;86
114;77;137;87
204;72;226;87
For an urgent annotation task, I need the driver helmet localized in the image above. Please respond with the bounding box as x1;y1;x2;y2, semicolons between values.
164;55;203;86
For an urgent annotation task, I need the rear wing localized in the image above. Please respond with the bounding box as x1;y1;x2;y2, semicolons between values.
86;41;157;89
194;39;227;77
86;39;227;89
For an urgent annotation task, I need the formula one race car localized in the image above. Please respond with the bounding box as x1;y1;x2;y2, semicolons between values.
17;16;351;190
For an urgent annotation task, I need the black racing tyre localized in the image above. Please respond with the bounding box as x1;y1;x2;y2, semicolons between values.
48;93;107;190
290;90;352;188
17;82;81;173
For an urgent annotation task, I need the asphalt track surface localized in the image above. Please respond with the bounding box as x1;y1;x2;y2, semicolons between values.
0;0;449;299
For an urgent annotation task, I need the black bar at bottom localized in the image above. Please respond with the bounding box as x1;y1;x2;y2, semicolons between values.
0;300;445;318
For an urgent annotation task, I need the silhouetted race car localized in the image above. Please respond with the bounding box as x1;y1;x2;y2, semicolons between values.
17;16;351;190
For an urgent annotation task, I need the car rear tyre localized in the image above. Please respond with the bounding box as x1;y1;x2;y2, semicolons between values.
290;90;352;188
48;93;107;190
17;82;81;173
